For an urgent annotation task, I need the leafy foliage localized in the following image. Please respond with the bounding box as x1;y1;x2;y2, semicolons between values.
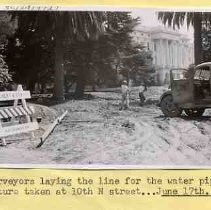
64;12;153;89
201;20;211;61
5;11;154;98
0;12;16;87
5;21;54;91
0;12;17;44
6;11;106;99
158;12;203;64
0;54;11;85
120;45;155;86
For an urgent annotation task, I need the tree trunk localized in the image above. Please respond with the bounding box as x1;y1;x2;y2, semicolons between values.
194;13;202;65
54;14;65;101
28;79;36;93
74;42;91;99
127;70;130;84
75;79;86;99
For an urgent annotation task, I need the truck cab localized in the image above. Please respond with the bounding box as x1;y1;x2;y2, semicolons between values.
159;62;211;117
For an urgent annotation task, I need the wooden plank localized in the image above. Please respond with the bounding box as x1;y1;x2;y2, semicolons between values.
14;107;23;116
36;111;68;148
28;105;35;114
0;121;39;138
0;91;31;101
0;110;8;118
0;105;34;118
4;108;13;118
19;106;27;115
23;106;33;115
32;93;53;98
8;107;19;117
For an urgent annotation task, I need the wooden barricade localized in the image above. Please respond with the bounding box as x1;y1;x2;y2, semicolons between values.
0;84;39;146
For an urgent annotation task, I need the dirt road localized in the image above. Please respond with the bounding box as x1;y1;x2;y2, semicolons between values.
1;86;211;166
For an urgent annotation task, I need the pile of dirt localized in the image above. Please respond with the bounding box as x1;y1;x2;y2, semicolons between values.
32;104;58;123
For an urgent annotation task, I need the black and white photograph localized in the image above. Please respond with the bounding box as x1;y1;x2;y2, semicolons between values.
0;9;211;166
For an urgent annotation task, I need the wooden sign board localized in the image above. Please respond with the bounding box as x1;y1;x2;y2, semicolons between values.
0;122;38;138
0;85;38;146
0;91;31;101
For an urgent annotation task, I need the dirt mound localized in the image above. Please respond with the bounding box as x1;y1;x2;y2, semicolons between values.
32;104;58;123
29;104;59;142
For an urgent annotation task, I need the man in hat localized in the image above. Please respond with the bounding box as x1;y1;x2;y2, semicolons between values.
120;80;130;110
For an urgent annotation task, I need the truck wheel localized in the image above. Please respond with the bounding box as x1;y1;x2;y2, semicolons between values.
184;108;205;117
160;94;182;117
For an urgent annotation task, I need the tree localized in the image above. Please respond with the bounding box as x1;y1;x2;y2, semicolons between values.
0;12;16;88
0;12;17;45
50;12;106;100
88;12;140;87
6;11;151;98
157;12;211;65
201;20;211;61
8;11;106;100
120;45;155;86
61;12;141;96
0;54;11;88
6;22;54;92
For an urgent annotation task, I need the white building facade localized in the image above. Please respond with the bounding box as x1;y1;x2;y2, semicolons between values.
131;26;194;84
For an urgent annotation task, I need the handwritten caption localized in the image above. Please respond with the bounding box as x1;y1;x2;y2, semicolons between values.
1;175;211;197
4;5;60;11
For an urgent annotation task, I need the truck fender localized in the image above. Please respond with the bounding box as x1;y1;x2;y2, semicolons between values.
157;90;172;107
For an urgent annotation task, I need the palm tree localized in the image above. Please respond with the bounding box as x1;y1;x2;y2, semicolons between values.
53;12;106;100
12;11;106;100
158;12;211;65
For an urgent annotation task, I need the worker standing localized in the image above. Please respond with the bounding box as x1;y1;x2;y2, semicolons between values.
120;80;130;110
139;85;146;106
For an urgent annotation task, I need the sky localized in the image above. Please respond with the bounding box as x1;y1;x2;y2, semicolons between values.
131;9;194;41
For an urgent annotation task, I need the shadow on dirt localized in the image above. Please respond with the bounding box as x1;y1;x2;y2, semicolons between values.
30;93;95;107
180;115;211;122
154;114;211;122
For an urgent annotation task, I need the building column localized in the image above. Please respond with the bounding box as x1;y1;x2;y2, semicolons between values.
168;41;172;68
159;39;163;66
174;41;178;67
181;43;185;67
165;39;169;67
170;41;176;67
179;42;182;67
169;41;174;68
161;39;165;67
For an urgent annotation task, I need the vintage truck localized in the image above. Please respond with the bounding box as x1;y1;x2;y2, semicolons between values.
159;62;211;117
